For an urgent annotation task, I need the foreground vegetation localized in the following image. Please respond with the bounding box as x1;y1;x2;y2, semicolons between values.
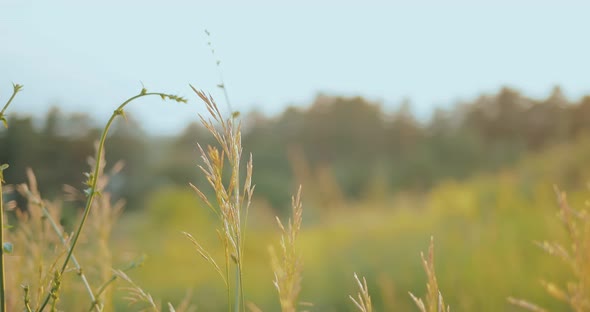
1;81;589;311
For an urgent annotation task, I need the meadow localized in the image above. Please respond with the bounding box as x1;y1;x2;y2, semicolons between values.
1;81;589;312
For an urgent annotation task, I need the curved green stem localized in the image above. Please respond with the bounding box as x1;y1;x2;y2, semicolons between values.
0;84;23;116
37;90;186;311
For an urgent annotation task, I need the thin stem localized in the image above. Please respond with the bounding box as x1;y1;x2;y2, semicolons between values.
236;260;245;312
205;29;233;114
0;83;21;312
24;191;99;311
234;135;244;312
88;255;146;312
226;254;231;312
23;285;32;312
0;181;5;312
88;276;116;312
0;84;22;116
46;212;98;310
233;268;240;312
37;91;185;311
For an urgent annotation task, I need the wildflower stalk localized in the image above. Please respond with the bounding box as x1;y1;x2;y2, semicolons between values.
0;83;22;312
37;88;186;311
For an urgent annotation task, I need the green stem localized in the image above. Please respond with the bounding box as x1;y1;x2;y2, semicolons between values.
226;258;231;312
0;83;21;312
24;191;99;311
23;285;32;312
0;84;22;116
88;276;116;312
0;181;6;312
37;91;185;311
88;255;146;312
233;261;246;312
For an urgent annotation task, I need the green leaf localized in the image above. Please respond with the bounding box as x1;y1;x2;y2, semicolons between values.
0;164;8;171
1;116;7;128
3;242;13;254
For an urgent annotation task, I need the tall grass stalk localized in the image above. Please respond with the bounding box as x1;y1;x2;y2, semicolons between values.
36;87;186;311
187;85;254;312
203;31;245;310
350;273;373;312
0;82;23;312
509;186;590;311
19;171;98;310
409;237;449;312
271;186;304;312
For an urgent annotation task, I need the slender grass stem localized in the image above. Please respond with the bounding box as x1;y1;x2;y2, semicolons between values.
37;90;186;311
226;256;231;312
44;207;98;309
23;190;99;311
88;276;116;312
0;179;5;312
88;255;145;312
233;143;244;312
233;267;240;312
23;285;32;312
237;259;245;312
0;83;22;312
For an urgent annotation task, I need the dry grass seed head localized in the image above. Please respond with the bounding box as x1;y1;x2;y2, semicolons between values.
271;186;304;312
510;187;590;311
6;170;69;310
115;269;160;312
349;273;373;312
186;86;255;311
409;237;449;312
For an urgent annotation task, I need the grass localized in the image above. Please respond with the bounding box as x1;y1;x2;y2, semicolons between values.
0;79;588;311
350;273;373;312
409;237;449;312
0;82;23;312
509;186;590;311
270;186;305;312
185;85;253;312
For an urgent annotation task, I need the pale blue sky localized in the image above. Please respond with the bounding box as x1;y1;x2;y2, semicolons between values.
1;1;589;134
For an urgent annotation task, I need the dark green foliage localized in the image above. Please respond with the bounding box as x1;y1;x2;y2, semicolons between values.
2;86;590;213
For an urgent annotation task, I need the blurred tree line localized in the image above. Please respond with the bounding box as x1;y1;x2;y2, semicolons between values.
1;86;589;212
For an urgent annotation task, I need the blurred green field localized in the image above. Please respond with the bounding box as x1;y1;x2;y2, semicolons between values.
106;137;590;311
4;84;590;311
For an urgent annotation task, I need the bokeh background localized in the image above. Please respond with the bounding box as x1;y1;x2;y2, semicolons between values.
2;1;590;310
